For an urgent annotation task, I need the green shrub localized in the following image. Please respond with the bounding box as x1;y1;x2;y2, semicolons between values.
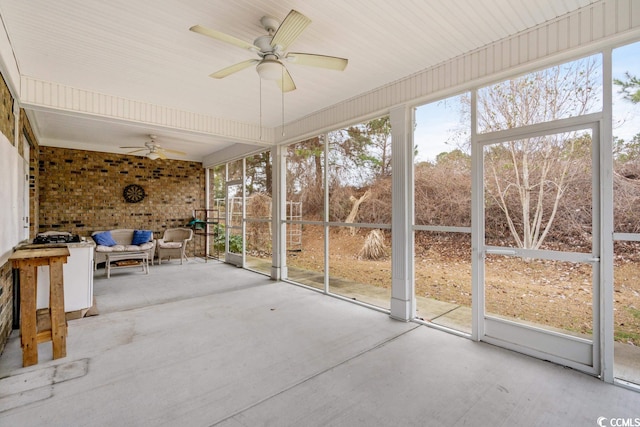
212;224;243;253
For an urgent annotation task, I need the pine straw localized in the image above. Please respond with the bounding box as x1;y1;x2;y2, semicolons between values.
358;229;388;260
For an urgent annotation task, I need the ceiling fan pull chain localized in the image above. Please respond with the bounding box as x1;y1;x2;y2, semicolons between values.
259;77;263;140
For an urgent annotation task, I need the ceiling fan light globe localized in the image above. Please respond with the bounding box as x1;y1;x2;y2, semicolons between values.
256;60;283;80
147;152;160;160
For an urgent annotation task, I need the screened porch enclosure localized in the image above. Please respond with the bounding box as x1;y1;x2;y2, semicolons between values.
203;38;640;390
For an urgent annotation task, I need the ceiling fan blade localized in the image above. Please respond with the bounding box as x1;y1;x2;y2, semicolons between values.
270;10;311;51
210;59;259;79
156;152;168;160
285;53;348;71
276;66;296;93
126;149;147;154
162;148;187;156
190;25;257;51
120;146;144;149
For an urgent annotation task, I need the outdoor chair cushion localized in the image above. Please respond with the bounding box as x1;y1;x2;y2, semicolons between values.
124;242;154;251
93;231;117;246
132;229;153;245
158;242;182;249
95;244;126;252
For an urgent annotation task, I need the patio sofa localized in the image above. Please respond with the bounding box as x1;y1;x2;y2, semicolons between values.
91;229;156;270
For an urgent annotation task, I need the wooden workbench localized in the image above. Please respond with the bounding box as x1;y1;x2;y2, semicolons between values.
9;246;70;367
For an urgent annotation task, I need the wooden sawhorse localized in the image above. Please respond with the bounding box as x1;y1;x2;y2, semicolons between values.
9;246;70;367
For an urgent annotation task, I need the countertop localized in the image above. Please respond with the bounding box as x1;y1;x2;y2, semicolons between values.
15;240;96;251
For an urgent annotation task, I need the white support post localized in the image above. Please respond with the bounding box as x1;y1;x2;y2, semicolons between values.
470;89;484;342
601;48;614;383
389;105;415;321
271;144;287;280
204;168;210;258
323;133;329;293
241;158;246;268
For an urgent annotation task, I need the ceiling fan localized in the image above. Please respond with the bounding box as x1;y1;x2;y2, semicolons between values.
120;135;186;160
190;9;348;92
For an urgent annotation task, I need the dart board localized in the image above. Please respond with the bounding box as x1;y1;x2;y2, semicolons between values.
123;184;146;203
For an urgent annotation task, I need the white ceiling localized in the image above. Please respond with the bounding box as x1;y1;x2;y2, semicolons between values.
0;0;598;162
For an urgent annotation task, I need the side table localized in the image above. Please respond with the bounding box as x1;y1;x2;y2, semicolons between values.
9;246;70;367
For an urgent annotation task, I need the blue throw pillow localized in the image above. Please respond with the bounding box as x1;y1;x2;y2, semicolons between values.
93;231;117;246
132;229;153;245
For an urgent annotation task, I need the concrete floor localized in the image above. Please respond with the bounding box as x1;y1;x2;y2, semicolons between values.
1;259;639;426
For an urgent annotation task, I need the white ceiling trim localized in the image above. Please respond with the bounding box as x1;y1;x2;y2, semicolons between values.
19;75;273;145
202;142;272;167
0;12;18;97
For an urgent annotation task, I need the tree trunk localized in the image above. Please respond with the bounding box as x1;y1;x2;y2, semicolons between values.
346;190;371;235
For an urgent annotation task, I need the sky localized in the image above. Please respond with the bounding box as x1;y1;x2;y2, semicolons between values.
413;41;640;163
414;96;465;163
612;41;640;142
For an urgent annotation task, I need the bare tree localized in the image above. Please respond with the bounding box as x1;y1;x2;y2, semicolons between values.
485;133;592;248
474;56;600;249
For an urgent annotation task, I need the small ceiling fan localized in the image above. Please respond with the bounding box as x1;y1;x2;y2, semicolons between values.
190;9;348;92
120;135;186;160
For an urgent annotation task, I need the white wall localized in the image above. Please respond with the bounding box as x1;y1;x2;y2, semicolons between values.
0;133;26;264
0;2;25;265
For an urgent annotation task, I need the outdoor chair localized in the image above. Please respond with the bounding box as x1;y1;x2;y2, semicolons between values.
156;228;193;265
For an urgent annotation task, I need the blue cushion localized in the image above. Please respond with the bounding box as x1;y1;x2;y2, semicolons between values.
132;229;153;245
93;231;117;246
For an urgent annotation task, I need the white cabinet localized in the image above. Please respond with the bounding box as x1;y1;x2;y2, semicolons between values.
36;243;94;312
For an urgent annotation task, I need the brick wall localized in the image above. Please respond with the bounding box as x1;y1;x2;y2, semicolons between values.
0;74;14;142
0;263;13;351
39;147;206;251
0;72;16;354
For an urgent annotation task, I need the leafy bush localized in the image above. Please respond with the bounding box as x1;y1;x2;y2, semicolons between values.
212;224;243;253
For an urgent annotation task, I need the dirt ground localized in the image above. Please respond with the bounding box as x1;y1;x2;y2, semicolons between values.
282;226;640;345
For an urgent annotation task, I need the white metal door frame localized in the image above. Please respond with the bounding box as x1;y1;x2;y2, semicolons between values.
472;115;602;375
224;163;244;267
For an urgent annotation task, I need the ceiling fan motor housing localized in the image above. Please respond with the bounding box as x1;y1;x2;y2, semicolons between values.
254;35;276;54
260;16;280;34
